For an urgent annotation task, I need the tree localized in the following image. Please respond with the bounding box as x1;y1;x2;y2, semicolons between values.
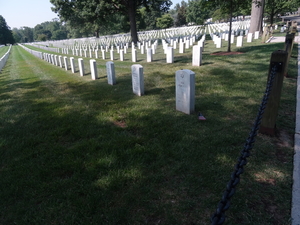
51;0;172;43
174;1;187;27
205;0;250;52
265;0;300;25
249;0;265;34
138;6;163;30
50;0;110;38
186;0;211;25
0;15;15;45
156;13;174;29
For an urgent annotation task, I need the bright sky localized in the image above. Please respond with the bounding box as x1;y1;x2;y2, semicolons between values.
0;0;184;29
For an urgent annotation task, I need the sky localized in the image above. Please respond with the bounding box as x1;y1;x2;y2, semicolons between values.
0;0;184;29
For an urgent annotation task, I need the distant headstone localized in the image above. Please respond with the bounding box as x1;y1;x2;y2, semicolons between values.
90;59;98;80
70;57;76;73
236;36;243;47
101;50;106;60
166;47;174;63
192;45;202;66
120;50;124;61
247;33;253;42
175;69;195;115
179;42;185;53
254;31;260;39
51;54;55;65
132;49;137;62
141;45;145;54
106;61;116;85
58;56;63;68
216;37;222;48
147;48;153;62
54;55;58;66
231;35;234;44
131;64;144;96
110;50;114;60
78;58;85;76
63;56;68;70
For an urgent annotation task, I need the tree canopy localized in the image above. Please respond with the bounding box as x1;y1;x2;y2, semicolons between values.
50;0;172;43
0;15;15;45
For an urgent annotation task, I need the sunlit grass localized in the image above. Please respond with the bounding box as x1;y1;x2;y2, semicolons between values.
0;38;296;224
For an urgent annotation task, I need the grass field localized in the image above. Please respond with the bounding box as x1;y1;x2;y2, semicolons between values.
0;35;297;225
0;46;10;58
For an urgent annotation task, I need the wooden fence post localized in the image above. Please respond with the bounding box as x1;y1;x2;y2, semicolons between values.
284;33;295;76
259;50;288;135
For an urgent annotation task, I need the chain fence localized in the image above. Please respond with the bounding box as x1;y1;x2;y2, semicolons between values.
210;63;280;225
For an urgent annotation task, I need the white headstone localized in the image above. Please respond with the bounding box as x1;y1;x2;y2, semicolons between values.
54;55;58;66
176;69;195;115
131;64;144;96
231;35;235;44
106;61;116;85
147;48;153;62
64;56;68;70
247;33;253;42
192;45;202;66
236;36;243;47
141;45;145;54
78;58;85;76
51;54;55;65
166;47;174;63
132;49;137;62
58;56;63;68
90;59;98;80
254;31;259;39
110;50;114;60
101;50;106;60
120;50;124;61
216;37;222;48
70;57;76;73
179;42;185;53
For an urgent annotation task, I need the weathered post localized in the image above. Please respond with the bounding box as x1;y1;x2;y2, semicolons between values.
259;50;288;135
284;33;295;76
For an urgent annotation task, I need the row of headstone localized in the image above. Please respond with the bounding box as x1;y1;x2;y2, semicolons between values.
19;43;199;117
42;52;117;83
18;44;43;59
0;45;12;71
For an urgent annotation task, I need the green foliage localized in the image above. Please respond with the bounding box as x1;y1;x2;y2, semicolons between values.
265;0;300;25
156;13;174;29
50;0;172;43
186;0;211;25
0;15;15;45
174;1;187;27
138;7;163;30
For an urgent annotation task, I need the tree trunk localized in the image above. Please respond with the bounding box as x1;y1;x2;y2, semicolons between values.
227;0;233;52
270;8;275;26
249;0;265;34
128;0;139;44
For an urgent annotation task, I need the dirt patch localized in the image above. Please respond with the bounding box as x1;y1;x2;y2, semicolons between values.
211;51;245;56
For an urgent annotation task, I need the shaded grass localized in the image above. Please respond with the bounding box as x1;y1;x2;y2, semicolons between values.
0;38;296;225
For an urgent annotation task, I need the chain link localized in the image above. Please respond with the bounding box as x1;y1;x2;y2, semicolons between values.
210;64;279;225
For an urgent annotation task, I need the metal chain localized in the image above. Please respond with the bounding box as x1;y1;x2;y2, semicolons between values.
210;63;280;225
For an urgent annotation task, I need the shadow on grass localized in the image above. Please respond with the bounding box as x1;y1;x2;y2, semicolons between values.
0;44;295;225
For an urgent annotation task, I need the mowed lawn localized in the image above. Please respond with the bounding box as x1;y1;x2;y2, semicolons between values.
0;38;297;225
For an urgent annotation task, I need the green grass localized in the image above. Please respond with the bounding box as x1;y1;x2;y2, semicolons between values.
0;45;10;58
0;37;297;225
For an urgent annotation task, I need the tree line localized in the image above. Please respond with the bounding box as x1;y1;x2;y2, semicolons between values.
1;0;299;45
